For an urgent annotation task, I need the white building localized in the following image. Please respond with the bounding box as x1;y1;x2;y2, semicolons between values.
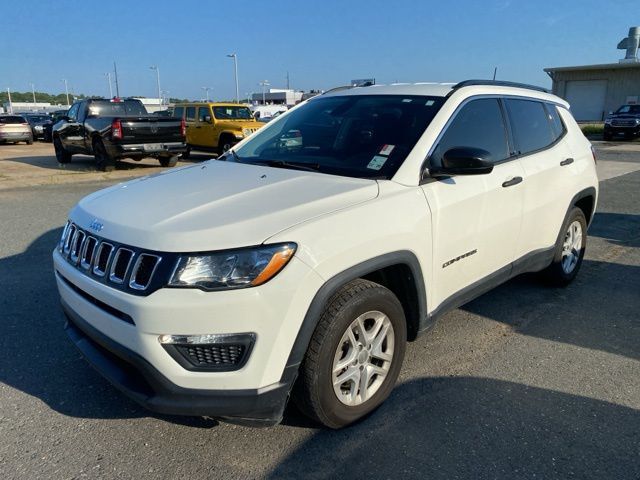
251;89;304;107
3;102;69;114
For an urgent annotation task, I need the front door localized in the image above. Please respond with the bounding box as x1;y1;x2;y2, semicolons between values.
422;97;525;308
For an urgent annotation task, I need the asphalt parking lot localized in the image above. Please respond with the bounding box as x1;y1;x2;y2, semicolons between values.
1;141;639;479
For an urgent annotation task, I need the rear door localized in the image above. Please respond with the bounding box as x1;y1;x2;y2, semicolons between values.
423;97;525;307
194;105;215;148
184;106;197;146
505;98;575;257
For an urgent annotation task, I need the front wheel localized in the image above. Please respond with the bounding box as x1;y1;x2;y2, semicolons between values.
543;207;587;286
293;279;407;429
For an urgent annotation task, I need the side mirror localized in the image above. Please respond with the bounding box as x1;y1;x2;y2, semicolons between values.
430;147;494;176
204;115;212;123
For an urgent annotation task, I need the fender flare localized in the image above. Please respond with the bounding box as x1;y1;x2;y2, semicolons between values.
283;250;427;373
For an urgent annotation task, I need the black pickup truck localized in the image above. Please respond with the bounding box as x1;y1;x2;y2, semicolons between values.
52;98;186;171
603;104;640;140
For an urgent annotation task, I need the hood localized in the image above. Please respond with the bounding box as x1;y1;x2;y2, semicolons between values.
71;161;379;252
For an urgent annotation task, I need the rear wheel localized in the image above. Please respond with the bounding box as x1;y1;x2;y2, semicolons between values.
293;279;407;429
26;136;33;145
93;139;116;172
53;137;72;163
181;146;191;159
217;134;234;155
159;155;178;168
543;207;587;286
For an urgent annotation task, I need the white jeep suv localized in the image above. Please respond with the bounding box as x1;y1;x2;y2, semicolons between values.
54;80;598;428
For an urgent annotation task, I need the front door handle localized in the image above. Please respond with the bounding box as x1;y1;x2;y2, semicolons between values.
502;176;523;188
560;158;574;166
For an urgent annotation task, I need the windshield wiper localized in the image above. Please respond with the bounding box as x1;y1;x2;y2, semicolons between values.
254;159;321;172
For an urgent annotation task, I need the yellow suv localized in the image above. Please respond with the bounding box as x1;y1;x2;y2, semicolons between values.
173;102;264;157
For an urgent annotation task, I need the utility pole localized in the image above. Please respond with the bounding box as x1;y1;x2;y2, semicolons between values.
201;87;212;102
492;67;498;81
259;80;270;105
149;65;162;108
105;72;113;98
7;87;13;113
227;53;239;103
62;79;70;106
286;71;290;90
30;83;36;104
113;61;120;97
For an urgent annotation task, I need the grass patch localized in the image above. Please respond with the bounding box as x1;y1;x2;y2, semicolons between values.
580;124;604;136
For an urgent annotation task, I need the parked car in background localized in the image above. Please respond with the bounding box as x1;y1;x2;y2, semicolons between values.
604;104;640;140
24;113;53;140
52;98;187;171
0;115;33;144
54;80;598;429
173;102;264;157
252;105;288;122
43;109;69;142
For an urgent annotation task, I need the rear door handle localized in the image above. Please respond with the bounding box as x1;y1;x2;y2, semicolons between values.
502;176;523;188
560;158;574;166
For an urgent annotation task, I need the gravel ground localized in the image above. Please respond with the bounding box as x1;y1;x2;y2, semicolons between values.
0;142;638;479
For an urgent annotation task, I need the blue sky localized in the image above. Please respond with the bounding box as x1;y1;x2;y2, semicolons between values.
2;0;637;100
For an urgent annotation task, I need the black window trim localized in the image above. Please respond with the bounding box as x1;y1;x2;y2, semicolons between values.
420;94;569;183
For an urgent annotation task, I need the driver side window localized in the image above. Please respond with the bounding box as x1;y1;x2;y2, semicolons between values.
431;98;509;167
67;103;80;121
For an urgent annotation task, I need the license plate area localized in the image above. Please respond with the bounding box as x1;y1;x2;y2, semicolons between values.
143;143;163;152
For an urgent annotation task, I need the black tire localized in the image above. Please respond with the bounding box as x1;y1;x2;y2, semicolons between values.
542;207;587;286
26;136;33;145
293;279;407;429
93;139;116;172
217;135;234;155
53;137;72;163
159;155;178;168
181;146;191;159
603;132;613;141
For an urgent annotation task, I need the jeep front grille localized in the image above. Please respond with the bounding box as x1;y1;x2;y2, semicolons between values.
58;222;168;295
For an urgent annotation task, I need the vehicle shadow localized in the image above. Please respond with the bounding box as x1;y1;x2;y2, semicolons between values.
589;211;640;248
269;376;640;479
0;227;212;427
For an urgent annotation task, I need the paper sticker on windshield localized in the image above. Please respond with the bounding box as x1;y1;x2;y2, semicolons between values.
379;144;395;156
367;155;388;170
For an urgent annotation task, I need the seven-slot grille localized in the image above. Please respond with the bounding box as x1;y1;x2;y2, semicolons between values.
58;221;162;292
611;118;638;127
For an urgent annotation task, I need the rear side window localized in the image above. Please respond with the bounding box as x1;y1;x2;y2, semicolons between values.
505;99;555;155
198;107;211;122
546;104;566;141
432;98;509;165
0;116;27;124
173;106;184;119
185;107;196;122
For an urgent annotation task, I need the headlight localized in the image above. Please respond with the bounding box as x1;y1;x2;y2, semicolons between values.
234;131;245;139
604;118;612;125
169;243;296;291
242;128;252;137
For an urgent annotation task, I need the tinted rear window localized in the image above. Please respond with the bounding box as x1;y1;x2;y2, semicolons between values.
546;104;566;141
506;99;555;155
185;107;196;121
87;100;148;117
173;106;184;119
0;116;27;124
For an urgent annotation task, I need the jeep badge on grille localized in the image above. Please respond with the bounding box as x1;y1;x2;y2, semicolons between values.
88;219;104;233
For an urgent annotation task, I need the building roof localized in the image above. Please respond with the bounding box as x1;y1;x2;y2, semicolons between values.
544;61;640;73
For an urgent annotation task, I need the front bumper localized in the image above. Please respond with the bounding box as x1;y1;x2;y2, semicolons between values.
604;124;640;136
109;141;187;158
62;300;294;425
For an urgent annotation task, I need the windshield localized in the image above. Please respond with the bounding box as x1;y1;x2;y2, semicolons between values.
232;94;445;179
616;105;640;115
0;116;27;124
213;106;254;120
26;115;50;124
88;100;148;117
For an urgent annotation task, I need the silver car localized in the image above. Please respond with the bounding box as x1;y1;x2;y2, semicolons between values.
0;115;33;144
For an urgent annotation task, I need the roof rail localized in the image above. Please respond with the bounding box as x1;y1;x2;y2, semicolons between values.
452;80;548;93
321;85;355;96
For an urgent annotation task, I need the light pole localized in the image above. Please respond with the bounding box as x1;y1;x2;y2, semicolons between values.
201;86;212;102
7;87;13;113
149;65;162;108
62;79;70;106
259;80;270;105
30;83;36;104
105;72;113;98
226;53;239;103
